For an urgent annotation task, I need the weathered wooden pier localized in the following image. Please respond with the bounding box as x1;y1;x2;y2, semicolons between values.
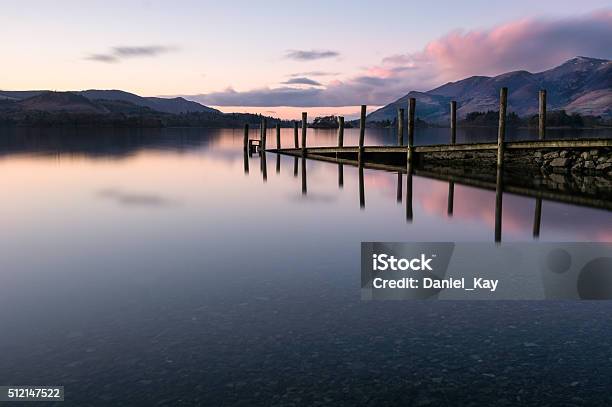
257;88;609;168
244;87;612;242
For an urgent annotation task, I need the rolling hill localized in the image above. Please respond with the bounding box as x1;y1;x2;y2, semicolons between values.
17;92;108;113
0;91;289;128
0;89;219;115
78;90;220;114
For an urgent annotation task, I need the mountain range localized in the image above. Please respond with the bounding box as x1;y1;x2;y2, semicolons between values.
0;89;219;115
367;57;612;124
0;90;289;128
1;56;610;127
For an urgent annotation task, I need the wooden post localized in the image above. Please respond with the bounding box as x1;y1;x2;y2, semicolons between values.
359;105;366;161
243;123;249;150
533;198;542;238
243;149;249;174
338;164;344;188
262;118;267;151
293;121;299;148
276;123;281;149
447;182;454;216
293;156;298;177
450;101;457;145
406;98;415;221
494;165;503;243
301;112;307;156
539;90;546;140
397;108;405;146
337;116;345;147
276;153;280;174
497;88;507;168
407;98;415;163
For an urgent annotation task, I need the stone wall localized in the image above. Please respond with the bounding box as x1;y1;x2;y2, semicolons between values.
534;148;612;174
420;147;612;178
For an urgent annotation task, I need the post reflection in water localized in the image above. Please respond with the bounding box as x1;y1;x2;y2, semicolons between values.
358;164;365;209
533;198;542;238
495;167;503;242
293;157;298;177
261;152;267;182
243;149;249;174
244;143;607;243
396;173;402;203
447;182;454;216
406;164;413;222
301;157;307;195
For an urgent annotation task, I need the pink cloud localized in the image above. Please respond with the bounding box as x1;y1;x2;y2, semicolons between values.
382;10;612;85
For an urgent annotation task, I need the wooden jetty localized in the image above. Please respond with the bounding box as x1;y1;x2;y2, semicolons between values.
245;87;611;241
244;86;611;178
260;88;610;165
244;88;610;179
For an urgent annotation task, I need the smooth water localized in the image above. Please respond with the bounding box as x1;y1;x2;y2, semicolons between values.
0;127;611;406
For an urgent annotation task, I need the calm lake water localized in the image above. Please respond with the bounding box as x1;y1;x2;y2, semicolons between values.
0;127;611;406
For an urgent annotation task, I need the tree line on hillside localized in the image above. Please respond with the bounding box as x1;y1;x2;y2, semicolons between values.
461;110;609;128
1;101;608;129
366;110;611;128
0;106;294;128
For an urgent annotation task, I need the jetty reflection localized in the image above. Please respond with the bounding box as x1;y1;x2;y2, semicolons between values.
301;157;307;195
260;151;267;182
249;151;610;242
406;164;414;222
359;164;365;209
447;182;454;216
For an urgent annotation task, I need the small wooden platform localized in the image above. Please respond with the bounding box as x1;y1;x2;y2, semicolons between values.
248;139;261;153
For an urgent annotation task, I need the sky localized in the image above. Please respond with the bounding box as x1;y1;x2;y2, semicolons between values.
2;0;611;118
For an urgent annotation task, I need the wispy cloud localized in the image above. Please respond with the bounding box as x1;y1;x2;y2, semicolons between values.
86;45;177;63
281;77;323;86
86;54;120;63
113;45;174;57
189;86;325;107
290;71;339;77
185;11;612;107
285;49;339;61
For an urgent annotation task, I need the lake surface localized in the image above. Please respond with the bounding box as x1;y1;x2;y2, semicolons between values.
0;127;611;406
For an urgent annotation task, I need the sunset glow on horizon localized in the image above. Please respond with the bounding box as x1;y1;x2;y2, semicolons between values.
2;1;611;117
